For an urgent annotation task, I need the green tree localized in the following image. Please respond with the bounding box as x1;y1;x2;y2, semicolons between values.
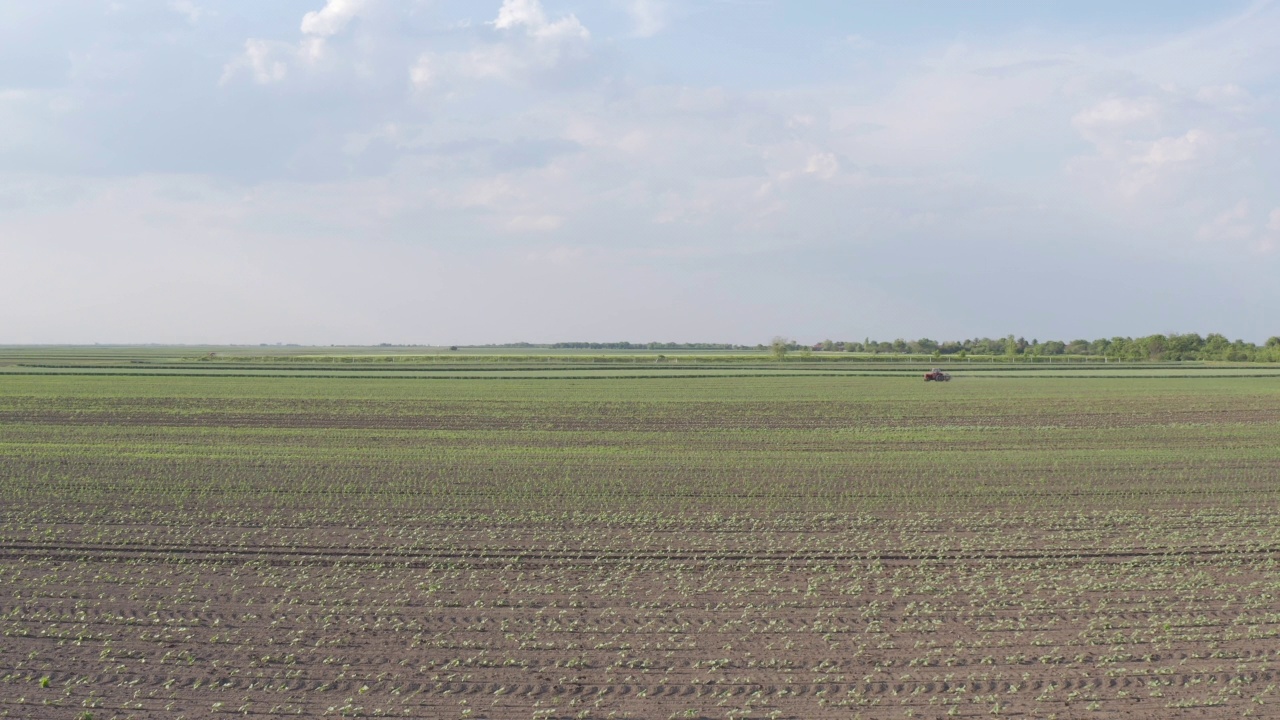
1143;334;1167;361
769;336;790;361
1202;334;1230;359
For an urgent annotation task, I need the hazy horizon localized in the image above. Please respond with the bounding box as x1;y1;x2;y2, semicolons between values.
3;1;1278;344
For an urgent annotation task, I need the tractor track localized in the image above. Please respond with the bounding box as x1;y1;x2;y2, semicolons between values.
1;540;1274;566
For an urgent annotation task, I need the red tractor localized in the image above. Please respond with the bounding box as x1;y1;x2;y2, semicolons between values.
924;368;951;382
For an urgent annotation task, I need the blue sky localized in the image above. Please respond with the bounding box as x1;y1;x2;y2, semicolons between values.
1;0;1278;344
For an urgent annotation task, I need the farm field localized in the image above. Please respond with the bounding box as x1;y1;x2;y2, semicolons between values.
2;352;1280;718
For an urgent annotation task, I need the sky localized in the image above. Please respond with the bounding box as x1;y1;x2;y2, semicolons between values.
1;0;1278;345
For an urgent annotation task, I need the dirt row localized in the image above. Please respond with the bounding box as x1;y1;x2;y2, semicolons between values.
5;539;1279;565
4;405;1278;431
3;514;1279;719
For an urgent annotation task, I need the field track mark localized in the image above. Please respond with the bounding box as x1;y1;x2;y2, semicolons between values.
3;541;1275;564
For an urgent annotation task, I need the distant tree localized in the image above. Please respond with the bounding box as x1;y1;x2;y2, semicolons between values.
770;336;790;361
1143;334;1167;361
1165;333;1202;360
1202;334;1230;359
1228;340;1252;362
777;333;1273;362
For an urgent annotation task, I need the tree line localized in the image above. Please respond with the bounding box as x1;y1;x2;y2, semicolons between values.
800;334;1280;362
547;342;756;350
470;334;1280;361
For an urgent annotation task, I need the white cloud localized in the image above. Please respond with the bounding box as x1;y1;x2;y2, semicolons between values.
457;44;523;81
9;1;1280;343
491;0;588;42
1067;82;1249;207
493;0;546;31
1135;129;1209;166
221;1;593;93
169;0;204;24
1197;200;1253;243
300;0;368;38
221;0;372;83
298;0;372;63
1261;208;1280;253
768;148;841;187
804;153;839;180
424;0;592;87
1072;97;1161;145
220;39;289;84
410;54;434;89
1196;202;1280;254
627;0;666;38
1195;83;1251;110
827;47;1072;169
508;214;564;232
537;16;590;44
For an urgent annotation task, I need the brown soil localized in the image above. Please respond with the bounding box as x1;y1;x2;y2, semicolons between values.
2;512;1277;719
3;400;1277;431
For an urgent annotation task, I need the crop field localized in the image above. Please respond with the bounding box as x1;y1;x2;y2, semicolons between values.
2;351;1280;719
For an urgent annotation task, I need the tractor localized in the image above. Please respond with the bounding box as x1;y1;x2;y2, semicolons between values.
924;368;951;382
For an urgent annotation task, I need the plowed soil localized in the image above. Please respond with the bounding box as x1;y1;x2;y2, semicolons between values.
5;512;1280;719
3;372;1280;718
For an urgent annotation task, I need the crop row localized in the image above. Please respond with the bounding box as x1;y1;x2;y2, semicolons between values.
3;510;1280;718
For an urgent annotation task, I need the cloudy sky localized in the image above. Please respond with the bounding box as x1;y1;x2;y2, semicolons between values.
2;0;1278;344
